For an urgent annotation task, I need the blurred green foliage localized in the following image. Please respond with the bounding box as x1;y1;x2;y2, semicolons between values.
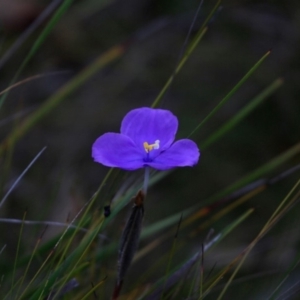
0;0;300;299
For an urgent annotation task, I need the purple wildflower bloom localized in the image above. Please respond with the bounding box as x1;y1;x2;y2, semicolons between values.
92;107;200;170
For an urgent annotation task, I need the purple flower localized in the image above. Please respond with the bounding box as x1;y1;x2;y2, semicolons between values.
92;107;200;170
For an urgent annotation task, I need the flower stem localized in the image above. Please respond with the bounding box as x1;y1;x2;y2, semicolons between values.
143;166;150;195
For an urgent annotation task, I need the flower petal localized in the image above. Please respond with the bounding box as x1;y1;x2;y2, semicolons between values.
92;133;145;170
146;139;200;170
120;107;178;153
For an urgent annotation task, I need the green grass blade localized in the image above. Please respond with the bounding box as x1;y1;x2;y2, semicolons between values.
143;208;254;300
218;208;254;239
0;0;62;70
141;206;195;239
151;26;207;108
215;179;300;300
201;77;283;149
23;219;104;299
18;169;112;298
0;147;47;209
11;210;27;295
54;168;114;267
15;231;45;299
151;0;222;108
0;0;76;109
267;253;300;300
0;46;124;156
159;216;182;300
0;73;66;98
202;142;300;206
188;50;271;137
80;277;107;300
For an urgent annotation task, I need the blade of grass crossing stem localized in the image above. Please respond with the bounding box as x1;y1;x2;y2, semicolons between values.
188;50;271;138
0;0;75;109
216;179;300;300
151;0;222;108
0;46;124;157
201;78;283;149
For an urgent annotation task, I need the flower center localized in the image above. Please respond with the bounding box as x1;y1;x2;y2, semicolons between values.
143;140;160;153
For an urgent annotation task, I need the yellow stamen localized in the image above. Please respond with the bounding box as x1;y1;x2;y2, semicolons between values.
143;140;160;153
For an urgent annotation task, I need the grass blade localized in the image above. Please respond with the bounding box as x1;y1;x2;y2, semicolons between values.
201;77;283;149
0;0;63;71
0;0;75;109
200;142;300;207
0;146;47;209
151;0;222;108
144;208;254;300
0;46;124;156
188;50;271;137
215;179;300;300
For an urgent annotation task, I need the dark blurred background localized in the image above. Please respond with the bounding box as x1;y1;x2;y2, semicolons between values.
0;0;300;297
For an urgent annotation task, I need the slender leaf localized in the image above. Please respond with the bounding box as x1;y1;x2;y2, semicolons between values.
188;50;271;137
201;77;283;149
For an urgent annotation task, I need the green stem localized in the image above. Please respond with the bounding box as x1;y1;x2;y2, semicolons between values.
143;167;150;195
